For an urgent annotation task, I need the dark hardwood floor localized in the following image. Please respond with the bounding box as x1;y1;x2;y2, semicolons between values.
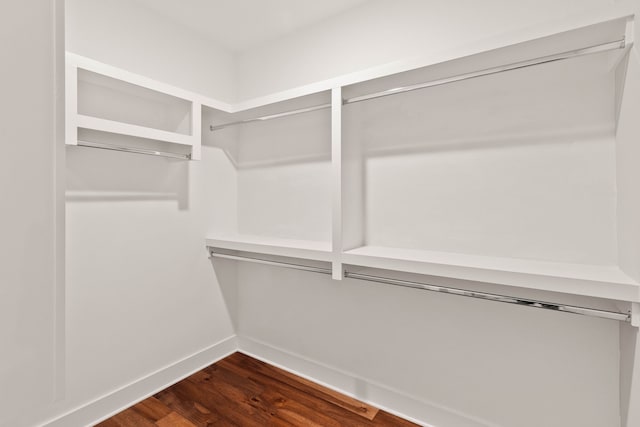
96;352;418;426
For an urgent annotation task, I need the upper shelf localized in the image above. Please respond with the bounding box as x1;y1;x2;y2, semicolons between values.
66;13;634;119
224;11;634;111
66;53;202;160
206;15;631;137
342;16;630;103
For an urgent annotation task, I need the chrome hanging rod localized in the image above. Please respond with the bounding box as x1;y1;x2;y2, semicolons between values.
208;39;624;131
210;103;331;131
209;251;332;275
343;38;626;105
209;38;626;131
76;140;191;160
208;249;631;322
344;272;631;322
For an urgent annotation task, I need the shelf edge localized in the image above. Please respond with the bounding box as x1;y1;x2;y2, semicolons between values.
75;114;195;146
342;251;640;302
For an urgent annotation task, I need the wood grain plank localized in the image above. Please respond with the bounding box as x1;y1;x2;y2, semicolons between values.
132;397;172;421
185;373;274;425
98;352;419;427
372;411;423;427
259;387;347;427
155;411;197;427
218;353;379;422
99;407;156;427
266;362;379;420
177;377;268;426
94;420;121;427
154;388;221;426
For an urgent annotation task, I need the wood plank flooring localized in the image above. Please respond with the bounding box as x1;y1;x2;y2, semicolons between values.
96;352;418;426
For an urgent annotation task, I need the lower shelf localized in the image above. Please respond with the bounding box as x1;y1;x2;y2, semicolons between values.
204;235;640;302
342;246;640;302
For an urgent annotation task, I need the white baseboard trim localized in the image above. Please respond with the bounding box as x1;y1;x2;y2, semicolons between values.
237;336;497;427
37;334;496;427
41;335;238;427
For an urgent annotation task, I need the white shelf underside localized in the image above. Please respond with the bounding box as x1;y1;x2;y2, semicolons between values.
205;234;640;302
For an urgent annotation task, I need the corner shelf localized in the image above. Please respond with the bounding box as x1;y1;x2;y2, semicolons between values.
204;90;333;265
66;53;202;160
205;234;333;262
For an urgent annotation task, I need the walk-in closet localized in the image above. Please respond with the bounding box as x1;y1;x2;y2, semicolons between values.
3;1;640;426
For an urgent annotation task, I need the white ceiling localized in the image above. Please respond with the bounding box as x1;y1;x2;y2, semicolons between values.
132;0;370;53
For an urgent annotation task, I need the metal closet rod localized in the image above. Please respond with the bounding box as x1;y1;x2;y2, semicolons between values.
209;249;632;323
209;251;333;275
210;104;331;131
343;38;626;104
344;272;631;322
76;140;191;160
209;38;625;132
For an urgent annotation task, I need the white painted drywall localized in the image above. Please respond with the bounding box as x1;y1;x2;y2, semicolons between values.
615;9;640;423
64;146;237;406
229;54;624;427
0;1;62;426
60;0;238;421
360;54;617;265
236;0;613;100
617;51;640;282
235;109;332;241
236;264;620;427
4;1;631;426
131;0;371;53
620;322;640;427
229;2;625;426
65;0;236;102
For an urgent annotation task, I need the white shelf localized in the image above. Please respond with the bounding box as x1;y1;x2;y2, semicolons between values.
66;53;202;160
343;246;640;302
199;15;640;305
228;10;633;110
68;52;203;106
205;234;333;262
76;115;194;146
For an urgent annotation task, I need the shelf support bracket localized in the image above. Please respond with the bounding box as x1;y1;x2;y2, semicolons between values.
631;302;640;328
331;86;344;281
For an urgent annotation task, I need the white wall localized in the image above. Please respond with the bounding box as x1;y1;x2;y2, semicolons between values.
614;2;640;424
236;265;621;427
229;1;625;426
236;0;613;100
61;0;237;421
236;109;332;241
0;3;239;424
3;1;631;426
64;147;236;406
0;1;63;426
359;54;617;265
65;0;236;102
